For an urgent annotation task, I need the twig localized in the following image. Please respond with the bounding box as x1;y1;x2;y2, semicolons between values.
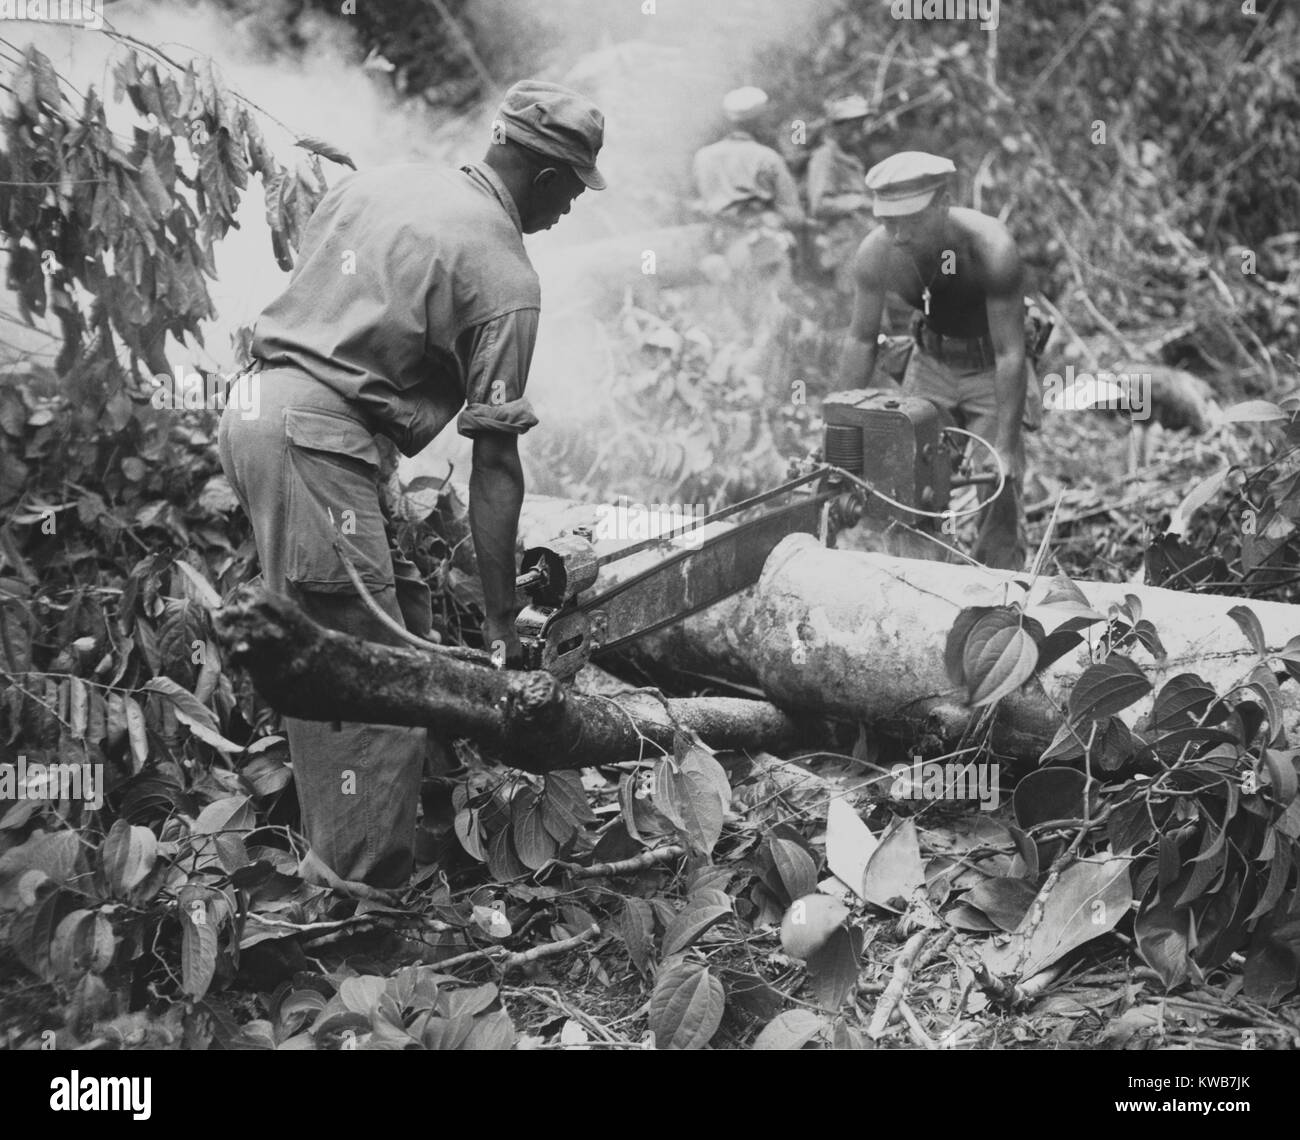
435;923;601;973
561;845;686;878
505;984;628;1046
867;930;928;1039
896;999;938;1050
331;538;445;652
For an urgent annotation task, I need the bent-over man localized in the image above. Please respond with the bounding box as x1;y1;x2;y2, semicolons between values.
218;80;605;888
836;151;1038;570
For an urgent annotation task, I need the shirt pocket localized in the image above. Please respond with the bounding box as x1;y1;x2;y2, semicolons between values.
282;408;393;592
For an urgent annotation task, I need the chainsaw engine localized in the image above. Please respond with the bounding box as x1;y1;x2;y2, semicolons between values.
820;388;952;524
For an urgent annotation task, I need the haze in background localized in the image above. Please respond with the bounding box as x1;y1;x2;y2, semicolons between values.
0;0;835;482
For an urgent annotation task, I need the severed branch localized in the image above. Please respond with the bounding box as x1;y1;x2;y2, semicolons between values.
213;586;813;773
867;930;929;1040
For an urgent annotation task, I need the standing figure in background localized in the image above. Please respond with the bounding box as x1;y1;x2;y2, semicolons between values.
692;86;806;383
807;94;874;294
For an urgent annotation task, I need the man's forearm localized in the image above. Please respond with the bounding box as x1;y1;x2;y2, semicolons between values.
837;336;878;389
469;457;525;624
992;351;1027;451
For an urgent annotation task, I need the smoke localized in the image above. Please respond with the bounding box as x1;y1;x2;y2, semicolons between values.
2;0;835;484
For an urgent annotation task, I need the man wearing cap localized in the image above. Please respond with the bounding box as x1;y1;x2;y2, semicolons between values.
807;94;873;291
836;150;1038;570
692;86;805;361
217;79;605;889
693;86;805;232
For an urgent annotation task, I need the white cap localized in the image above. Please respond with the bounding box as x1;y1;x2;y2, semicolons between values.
722;86;769;123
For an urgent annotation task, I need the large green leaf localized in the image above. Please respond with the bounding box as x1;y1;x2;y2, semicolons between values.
649;959;724;1050
1067;656;1151;722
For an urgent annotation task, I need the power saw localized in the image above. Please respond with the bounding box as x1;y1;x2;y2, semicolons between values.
512;388;1000;679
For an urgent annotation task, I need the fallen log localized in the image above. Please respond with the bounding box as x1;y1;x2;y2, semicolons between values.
212;587;814;772
649;533;1300;761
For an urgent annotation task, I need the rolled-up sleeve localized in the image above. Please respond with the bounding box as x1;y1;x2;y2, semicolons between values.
455;306;541;438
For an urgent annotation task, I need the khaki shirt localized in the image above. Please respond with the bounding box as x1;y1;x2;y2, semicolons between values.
691;131;805;229
251;161;541;457
807;138;868;219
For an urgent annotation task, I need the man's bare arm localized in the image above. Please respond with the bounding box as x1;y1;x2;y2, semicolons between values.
983;239;1028;464
470;432;525;662
837;239;886;388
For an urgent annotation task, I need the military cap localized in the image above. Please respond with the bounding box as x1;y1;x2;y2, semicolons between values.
722;86;769;123
826;94;871;123
495;79;606;190
864;151;956;216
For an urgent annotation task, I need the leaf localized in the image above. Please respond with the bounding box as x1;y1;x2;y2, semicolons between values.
962;877;1039;933
825;799;878;902
540;770;596;844
805;924;863;1010
962;609;1039;706
648;959;725;1050
752;1009;828;1050
1248;663;1285;741
1134;889;1192;990
472;904;511;940
1152;673;1216;728
144;677;242;753
511;790;557;871
49;909;95;982
620;898;656;977
860;817;924;912
1167;467;1230;537
769;837;818;904
1066;656;1151;722
454;808;486;862
294;135;357;170
1013;767;1087;829
661;898;732;958
179;886;218;999
1263;749;1299;805
1094;717;1135;772
1132;620;1167;660
462;1010;517;1051
1228;605;1268;657
100;819;158;896
653;735;729;857
1224;399;1287;423
982;853;1133;979
944;606;995;686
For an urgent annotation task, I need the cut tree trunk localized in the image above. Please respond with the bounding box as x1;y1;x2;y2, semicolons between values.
212;587;814;772
622;533;1300;762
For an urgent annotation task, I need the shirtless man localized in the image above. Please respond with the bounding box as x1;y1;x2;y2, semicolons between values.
836;151;1037;570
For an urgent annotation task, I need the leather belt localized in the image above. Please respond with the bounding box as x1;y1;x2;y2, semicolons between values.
912;316;996;370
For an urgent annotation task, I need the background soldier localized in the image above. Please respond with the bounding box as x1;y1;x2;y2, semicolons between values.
807;94;873;292
836;151;1039;570
217;80;605;889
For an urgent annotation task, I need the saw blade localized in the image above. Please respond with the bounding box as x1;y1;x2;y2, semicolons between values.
578;490;835;653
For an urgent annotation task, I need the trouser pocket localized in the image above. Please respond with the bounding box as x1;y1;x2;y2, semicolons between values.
282;408;392;592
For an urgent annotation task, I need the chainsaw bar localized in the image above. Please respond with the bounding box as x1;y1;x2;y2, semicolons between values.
577;487;837;654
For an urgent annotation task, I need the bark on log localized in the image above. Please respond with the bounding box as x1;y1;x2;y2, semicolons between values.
657;533;1300;762
212;587;813;772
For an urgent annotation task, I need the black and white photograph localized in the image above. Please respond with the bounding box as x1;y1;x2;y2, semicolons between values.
0;0;1296;1094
